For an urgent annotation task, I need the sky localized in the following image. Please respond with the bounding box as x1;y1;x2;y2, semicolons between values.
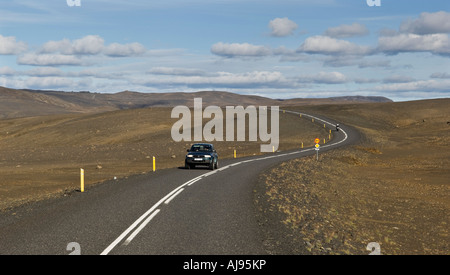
0;0;449;101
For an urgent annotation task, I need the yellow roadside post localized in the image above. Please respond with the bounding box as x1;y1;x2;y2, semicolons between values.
234;150;236;159
80;168;84;193
153;156;156;172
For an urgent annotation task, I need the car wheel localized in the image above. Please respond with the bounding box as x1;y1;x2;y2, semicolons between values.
209;159;215;170
185;161;191;170
215;159;219;169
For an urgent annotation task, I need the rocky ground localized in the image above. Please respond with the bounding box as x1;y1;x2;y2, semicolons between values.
255;99;450;255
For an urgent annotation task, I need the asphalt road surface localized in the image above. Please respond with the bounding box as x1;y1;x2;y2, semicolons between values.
0;111;359;255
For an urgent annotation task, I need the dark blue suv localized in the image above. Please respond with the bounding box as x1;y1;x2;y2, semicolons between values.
185;143;219;170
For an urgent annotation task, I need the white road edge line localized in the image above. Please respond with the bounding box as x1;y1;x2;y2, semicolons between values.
203;170;217;177
164;188;184;205
185;176;203;186
100;181;190;255
187;178;202;186
100;110;348;255
123;209;161;246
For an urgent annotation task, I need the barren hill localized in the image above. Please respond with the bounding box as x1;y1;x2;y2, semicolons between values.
1;86;392;119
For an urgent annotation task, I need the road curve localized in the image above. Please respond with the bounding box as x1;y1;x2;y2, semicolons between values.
0;111;359;255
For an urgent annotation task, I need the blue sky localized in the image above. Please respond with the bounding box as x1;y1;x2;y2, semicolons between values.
1;0;449;101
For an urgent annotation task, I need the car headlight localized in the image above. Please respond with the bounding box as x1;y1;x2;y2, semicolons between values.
187;154;194;158
204;155;211;158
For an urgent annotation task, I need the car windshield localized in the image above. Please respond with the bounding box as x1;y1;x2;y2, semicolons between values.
190;144;213;152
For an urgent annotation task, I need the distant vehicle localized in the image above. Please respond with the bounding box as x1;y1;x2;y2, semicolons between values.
185;143;219;170
336;124;340;132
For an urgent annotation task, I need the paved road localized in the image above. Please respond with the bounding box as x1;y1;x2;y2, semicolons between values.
0;111;359;255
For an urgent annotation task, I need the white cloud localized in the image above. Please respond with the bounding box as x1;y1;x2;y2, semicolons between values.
430;72;450;79
71;35;105;55
148;67;206;76
104;42;146;57
383;75;416;84
377;33;450;55
73;69;124;79
0;35;27;55
300;71;349;84
25;67;65;77
211;42;271;58
40;38;72;54
0;66;16;76
400;11;450;35
41;35;104;55
17;53;84;66
136;70;293;89
0;66;64;77
39;35;147;57
376;12;450;56
14;35;151;68
209;71;288;87
25;77;74;89
323;55;391;69
269;17;298;37
298;35;372;56
324;23;369;38
374;79;450;93
358;59;391;69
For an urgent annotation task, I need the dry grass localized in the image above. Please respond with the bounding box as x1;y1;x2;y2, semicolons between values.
257;99;450;255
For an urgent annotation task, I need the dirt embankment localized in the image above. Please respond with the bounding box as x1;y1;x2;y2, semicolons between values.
255;99;450;255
